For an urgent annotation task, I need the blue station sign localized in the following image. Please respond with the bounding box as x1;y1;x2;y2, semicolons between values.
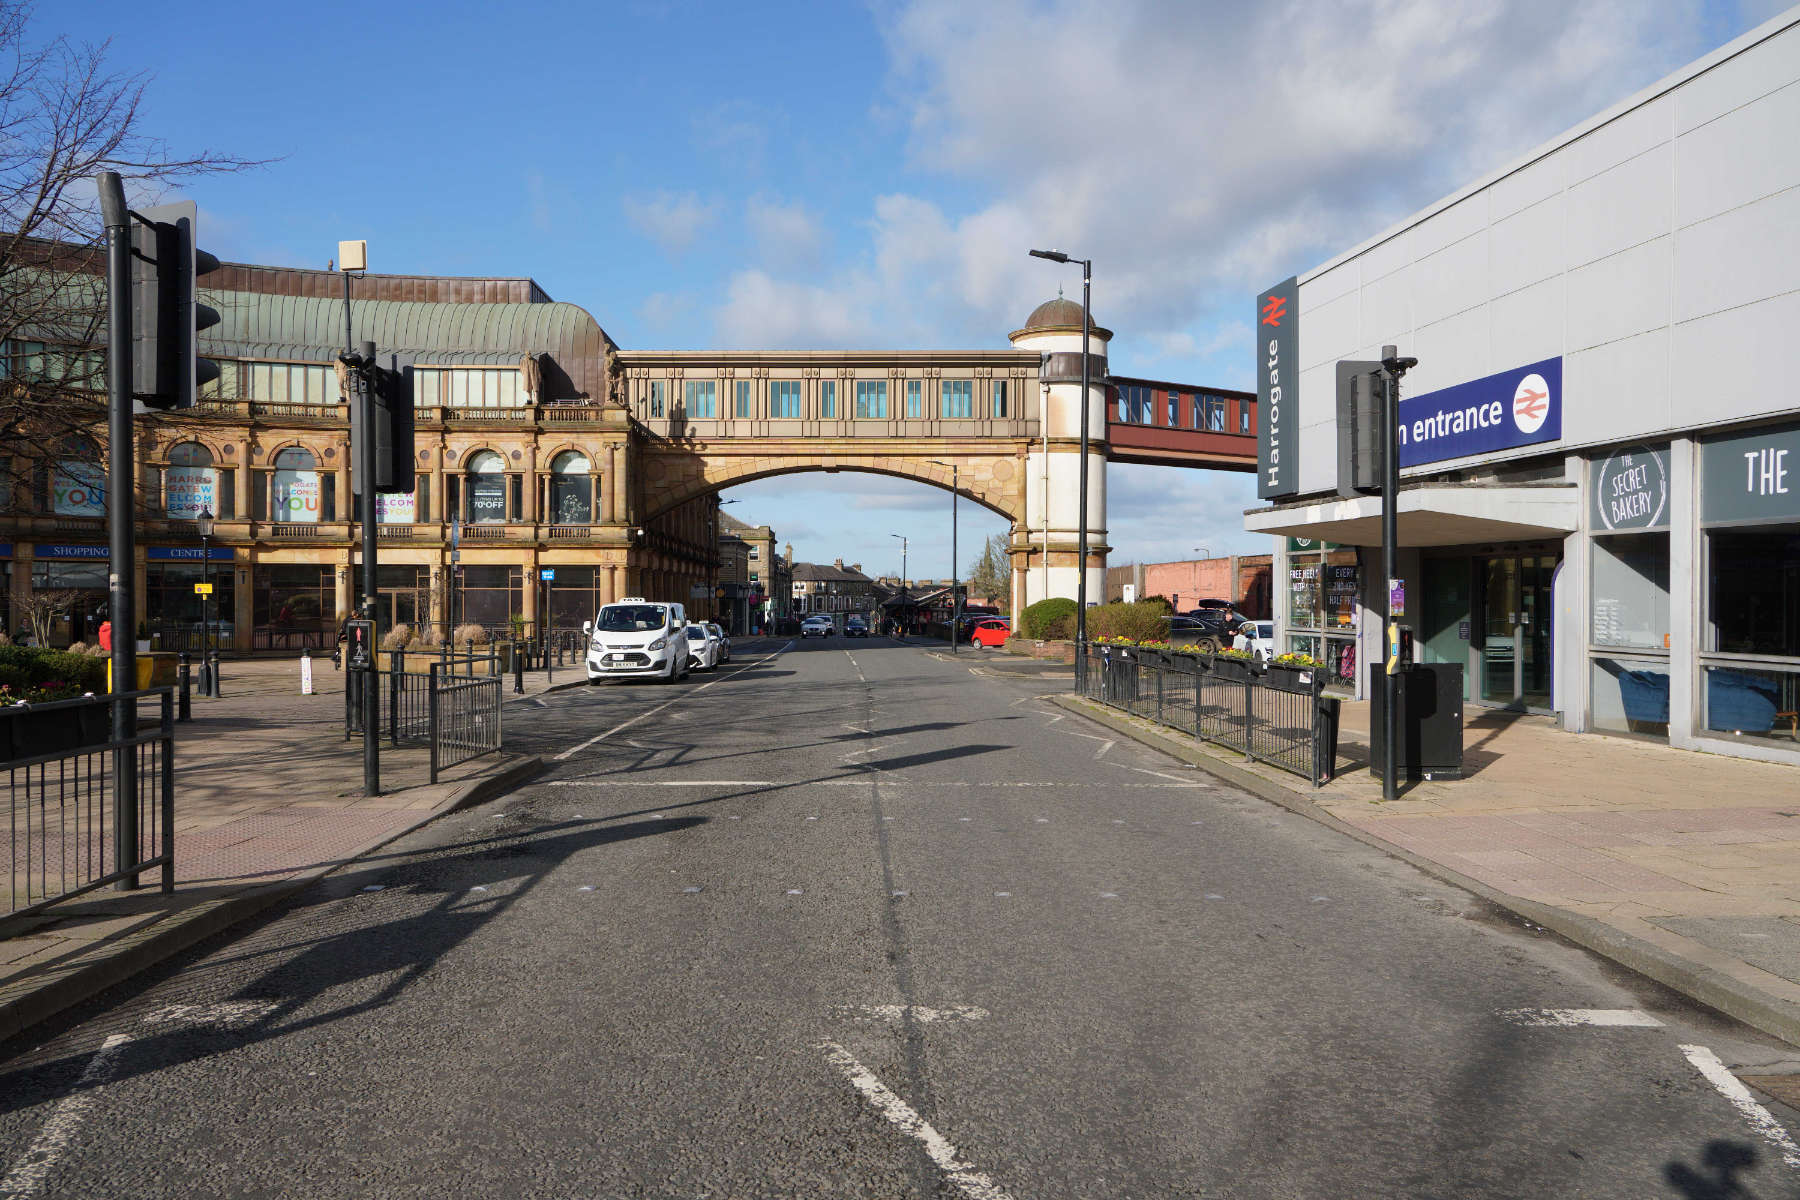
1398;356;1562;468
33;543;110;560
146;546;235;561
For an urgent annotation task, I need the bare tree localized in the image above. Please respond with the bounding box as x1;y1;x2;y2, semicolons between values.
0;1;263;505
13;586;83;645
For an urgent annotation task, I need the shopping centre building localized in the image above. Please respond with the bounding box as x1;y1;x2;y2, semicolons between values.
1244;10;1800;764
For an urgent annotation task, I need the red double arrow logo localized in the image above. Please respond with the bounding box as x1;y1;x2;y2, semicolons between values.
1260;295;1287;327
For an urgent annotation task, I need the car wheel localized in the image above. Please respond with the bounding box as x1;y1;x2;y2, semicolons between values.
1197;636;1221;654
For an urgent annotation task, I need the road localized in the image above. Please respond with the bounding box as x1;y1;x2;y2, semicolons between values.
2;636;1797;1198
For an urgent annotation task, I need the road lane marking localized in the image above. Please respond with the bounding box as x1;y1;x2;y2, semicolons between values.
1498;1008;1665;1027
1092;739;1115;759
834;1003;989;1024
1679;1044;1800;1169
818;1041;1016;1200
553;643;790;762
0;1033;131;1197
547;779;1206;790
141;1000;279;1028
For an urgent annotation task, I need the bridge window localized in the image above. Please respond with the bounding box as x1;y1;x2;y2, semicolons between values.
1207;395;1227;431
647;380;665;418
820;380;837;419
1167;391;1178;426
855;380;887;420
906;379;922;419
994;380;1009;418
771;381;801;419
1192;395;1204;430
941;380;972;419
1137;388;1153;424
1117;390;1128;422
735;380;753;418
685;380;717;418
1240;400;1252;434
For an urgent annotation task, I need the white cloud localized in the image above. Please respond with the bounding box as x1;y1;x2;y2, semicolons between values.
714;268;883;348
638;291;695;331
716;0;1723;373
745;197;827;271
622;190;722;256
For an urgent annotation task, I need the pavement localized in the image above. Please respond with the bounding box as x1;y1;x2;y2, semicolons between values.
1054;682;1800;1050
1;636;1794;1198
0;650;606;1042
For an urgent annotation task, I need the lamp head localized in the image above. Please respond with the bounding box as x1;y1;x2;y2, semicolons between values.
1028;248;1070;263
197;508;215;537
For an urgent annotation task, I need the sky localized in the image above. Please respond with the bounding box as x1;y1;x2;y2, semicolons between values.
46;0;1793;581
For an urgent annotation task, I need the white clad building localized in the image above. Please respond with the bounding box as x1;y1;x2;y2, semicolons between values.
1245;9;1800;764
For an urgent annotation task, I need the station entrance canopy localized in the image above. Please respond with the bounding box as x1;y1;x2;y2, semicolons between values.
1243;484;1578;547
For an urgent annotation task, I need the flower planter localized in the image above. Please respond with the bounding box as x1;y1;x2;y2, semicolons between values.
1264;665;1319;694
2;696;112;763
1211;657;1258;684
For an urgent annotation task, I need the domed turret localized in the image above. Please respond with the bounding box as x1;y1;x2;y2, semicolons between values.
1012;296;1112;341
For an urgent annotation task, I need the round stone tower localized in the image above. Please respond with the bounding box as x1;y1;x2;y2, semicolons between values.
1009;296;1111;621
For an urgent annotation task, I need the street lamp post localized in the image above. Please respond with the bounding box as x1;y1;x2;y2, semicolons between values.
928;462;960;652
890;533;908;638
1028;248;1094;653
197;508;215;696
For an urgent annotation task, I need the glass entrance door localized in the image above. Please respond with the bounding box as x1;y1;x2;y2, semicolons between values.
1479;554;1556;708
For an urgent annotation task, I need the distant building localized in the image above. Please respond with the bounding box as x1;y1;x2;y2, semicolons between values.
791;559;876;615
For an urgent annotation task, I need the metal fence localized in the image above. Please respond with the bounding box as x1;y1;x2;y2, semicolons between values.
428;665;502;783
4;690;175;920
1076;645;1341;786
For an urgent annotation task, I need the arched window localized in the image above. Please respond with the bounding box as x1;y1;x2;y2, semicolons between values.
270;447;322;523
548;450;592;525
165;442;223;519
43;435;104;517
466;450;507;524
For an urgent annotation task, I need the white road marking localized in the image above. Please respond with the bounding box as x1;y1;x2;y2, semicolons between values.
1679;1043;1800;1169
553;644;790;762
835;1003;989;1024
1092;739;1115;760
547;779;1204;790
1042;713;1065;725
140;1000;279;1028
1130;766;1203;784
818;1041;1016;1200
1499;1008;1665;1028
531;697;548;708
0;1033;131;1197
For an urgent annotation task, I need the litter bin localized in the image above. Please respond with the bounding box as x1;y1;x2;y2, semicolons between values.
1312;692;1342;785
1369;663;1464;783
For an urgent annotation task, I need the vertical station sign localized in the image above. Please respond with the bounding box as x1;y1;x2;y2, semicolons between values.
1257;276;1299;499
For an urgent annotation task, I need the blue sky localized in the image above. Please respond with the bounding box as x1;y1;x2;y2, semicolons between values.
52;0;1792;581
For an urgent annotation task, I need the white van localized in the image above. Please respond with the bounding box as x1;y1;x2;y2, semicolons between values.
584;598;690;683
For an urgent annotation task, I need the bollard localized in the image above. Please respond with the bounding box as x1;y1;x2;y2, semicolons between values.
208;649;223;698
513;640;524;694
177;653;192;722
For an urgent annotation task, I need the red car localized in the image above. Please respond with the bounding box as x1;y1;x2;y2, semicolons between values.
968;618;1011;648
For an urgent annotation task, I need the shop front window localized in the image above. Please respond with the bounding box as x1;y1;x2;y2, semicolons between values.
466;450;507;524
147;563;236;651
548;451;593;525
457;565;523;630
252;563;335;649
545;566;601;630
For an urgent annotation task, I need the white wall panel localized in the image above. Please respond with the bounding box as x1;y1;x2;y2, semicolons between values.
1359;266;1414;350
1562;327;1671;445
1673;23;1800;133
1566;237;1671;351
1409;306;1491;395
1355;230;1413;288
1488;276;1566;369
1564;144;1673;269
1674;184;1800;322
1488;153;1565;222
1490;196;1565;299
1412;232;1489;328
1301;260;1359;309
1300;288;1362;372
1561;93;1671;185
1410;195;1488;259
1674;80;1800;225
1671;287;1800;427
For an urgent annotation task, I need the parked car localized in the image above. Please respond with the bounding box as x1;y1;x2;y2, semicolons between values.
969;618;1011;648
1164;613;1230;652
583;598;691;684
800;615;835;638
682;623;721;671
706;622;731;664
845;616;870;638
1233;620;1276;662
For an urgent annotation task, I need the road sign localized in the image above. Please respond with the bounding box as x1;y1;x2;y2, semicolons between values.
539;568;556;581
193;582;213;595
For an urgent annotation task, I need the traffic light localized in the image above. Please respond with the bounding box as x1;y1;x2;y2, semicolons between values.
349;347;416;496
130;200;220;410
1335;360;1385;499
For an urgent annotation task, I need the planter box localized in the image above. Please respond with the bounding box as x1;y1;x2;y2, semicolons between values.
2;696;112;763
1264;665;1319;694
1211;658;1259;684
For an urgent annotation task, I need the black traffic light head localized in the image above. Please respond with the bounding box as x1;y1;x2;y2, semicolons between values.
130;199;220;410
1336;359;1385;499
350;350;416;496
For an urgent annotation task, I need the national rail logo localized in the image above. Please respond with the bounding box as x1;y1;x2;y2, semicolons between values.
1512;373;1551;435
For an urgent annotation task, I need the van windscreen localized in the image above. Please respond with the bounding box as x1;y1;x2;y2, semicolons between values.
597;605;667;631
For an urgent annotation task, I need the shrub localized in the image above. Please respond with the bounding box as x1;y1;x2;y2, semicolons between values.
380;624;413;651
1138;594;1174;614
1021;597;1078;640
1043;611;1075;639
414;628;445;648
85;643;110;657
1086;601;1168;643
0;630;11;646
66;641;89;655
452;623;489;646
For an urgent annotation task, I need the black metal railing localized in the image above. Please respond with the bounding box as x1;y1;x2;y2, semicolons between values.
428;666;502;784
4;689;176;920
1076;645;1341;786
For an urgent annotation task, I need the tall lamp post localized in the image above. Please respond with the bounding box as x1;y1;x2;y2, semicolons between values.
928;461;960;653
1027;248;1093;650
197;508;215;696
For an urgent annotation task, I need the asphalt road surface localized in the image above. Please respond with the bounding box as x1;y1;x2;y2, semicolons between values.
2;637;1798;1199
